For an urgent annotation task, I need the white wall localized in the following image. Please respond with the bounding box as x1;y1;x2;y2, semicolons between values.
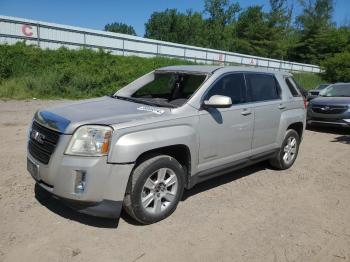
0;15;321;73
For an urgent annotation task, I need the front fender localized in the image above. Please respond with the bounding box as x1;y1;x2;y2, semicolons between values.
108;125;197;165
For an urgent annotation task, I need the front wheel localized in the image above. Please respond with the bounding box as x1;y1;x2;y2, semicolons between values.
123;155;185;224
269;129;300;170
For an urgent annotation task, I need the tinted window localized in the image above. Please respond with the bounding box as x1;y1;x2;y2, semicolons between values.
205;73;246;104
285;77;300;97
246;73;280;102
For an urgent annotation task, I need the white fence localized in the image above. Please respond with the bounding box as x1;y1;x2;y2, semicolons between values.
0;15;321;73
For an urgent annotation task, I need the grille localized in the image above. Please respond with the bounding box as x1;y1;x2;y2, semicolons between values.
28;121;61;164
309;91;319;95
311;105;348;114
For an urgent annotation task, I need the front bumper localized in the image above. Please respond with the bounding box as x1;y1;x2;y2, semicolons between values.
307;106;350;128
27;144;134;218
307;118;350;127
36;185;123;218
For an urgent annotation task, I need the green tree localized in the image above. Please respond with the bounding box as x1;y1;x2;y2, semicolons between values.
289;0;334;63
230;1;295;59
144;9;207;46
269;0;293;27
268;0;294;59
203;0;240;49
104;22;137;36
233;6;281;57
322;51;350;82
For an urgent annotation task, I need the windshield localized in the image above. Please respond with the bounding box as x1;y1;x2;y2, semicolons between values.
317;84;330;90
128;72;207;107
319;84;350;97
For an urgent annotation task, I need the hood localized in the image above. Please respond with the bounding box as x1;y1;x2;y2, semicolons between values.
310;96;350;106
35;96;170;134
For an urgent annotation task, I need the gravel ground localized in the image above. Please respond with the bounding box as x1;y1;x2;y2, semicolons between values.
0;100;349;262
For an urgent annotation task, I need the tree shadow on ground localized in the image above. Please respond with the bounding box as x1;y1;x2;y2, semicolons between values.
330;135;350;145
306;125;350;144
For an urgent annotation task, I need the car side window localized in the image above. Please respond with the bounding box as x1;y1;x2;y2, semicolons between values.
289;77;308;97
245;73;280;102
285;77;301;97
205;73;246;104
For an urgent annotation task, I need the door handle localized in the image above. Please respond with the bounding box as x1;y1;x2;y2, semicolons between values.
278;104;286;109
241;109;252;116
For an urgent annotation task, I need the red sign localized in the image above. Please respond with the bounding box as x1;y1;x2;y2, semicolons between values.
22;25;33;37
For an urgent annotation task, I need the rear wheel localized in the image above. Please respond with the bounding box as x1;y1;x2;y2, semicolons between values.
269;129;300;170
123;155;185;224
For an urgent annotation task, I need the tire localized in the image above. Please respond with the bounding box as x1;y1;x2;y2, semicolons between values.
269;129;300;170
123;155;185;224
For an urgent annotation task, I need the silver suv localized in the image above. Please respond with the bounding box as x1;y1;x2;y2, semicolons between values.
27;66;306;224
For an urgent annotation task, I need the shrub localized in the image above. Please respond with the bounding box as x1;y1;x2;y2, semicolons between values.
0;42;323;98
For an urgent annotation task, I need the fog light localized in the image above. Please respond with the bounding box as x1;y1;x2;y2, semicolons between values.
74;170;86;194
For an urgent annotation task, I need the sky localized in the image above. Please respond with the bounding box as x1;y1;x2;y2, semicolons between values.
1;0;349;36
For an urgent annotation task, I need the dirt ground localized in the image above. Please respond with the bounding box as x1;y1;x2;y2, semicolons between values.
0;99;349;262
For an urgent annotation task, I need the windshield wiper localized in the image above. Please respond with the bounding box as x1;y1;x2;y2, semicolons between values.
113;95;176;108
113;95;155;106
146;99;177;108
134;97;177;108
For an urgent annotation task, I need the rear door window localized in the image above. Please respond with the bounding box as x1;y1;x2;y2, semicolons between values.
245;73;280;102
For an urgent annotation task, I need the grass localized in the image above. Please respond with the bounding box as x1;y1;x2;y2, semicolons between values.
0;42;323;99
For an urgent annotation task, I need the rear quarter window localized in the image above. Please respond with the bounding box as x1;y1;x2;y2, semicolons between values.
285;77;301;97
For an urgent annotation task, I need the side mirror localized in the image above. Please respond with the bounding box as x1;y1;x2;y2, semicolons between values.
203;95;232;108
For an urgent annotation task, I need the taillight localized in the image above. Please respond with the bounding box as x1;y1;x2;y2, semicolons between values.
303;98;308;109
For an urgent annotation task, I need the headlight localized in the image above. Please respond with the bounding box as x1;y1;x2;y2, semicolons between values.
65;125;113;156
